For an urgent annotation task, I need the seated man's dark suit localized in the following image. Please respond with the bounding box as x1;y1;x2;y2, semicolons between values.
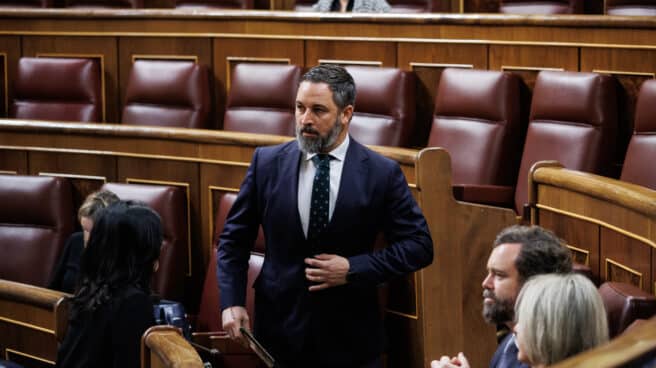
490;332;529;368
217;137;433;368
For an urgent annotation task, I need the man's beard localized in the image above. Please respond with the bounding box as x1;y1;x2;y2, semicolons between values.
296;116;343;154
482;289;515;325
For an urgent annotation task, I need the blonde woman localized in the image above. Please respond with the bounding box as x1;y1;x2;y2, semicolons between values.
514;273;609;367
48;189;119;293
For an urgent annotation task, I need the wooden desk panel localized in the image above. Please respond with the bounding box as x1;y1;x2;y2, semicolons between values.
530;163;656;294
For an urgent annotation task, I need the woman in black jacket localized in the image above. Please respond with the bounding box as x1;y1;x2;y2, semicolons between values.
56;201;162;368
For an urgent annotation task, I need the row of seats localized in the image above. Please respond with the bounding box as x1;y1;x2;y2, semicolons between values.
1;0;654;14
0;174;190;302
8;57;656;213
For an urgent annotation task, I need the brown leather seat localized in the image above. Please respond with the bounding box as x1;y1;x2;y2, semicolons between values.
620;79;656;190
223;63;301;136
499;0;584;14
64;0;142;7
101;183;189;302
196;193;264;333
428;68;525;206
193;192;263;367
345;66;416;147
122;60;211;129
10;57;102;123
606;0;656;15
0;175;74;287
174;0;253;8
599;281;656;338
0;0;52;7
514;71;617;214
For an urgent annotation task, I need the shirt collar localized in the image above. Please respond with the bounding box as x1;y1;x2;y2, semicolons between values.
305;134;350;162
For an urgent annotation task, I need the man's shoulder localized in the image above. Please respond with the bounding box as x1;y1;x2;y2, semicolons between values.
350;138;399;171
256;140;297;156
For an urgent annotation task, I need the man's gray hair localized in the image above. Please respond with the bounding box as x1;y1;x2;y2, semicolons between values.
515;273;608;365
301;64;356;110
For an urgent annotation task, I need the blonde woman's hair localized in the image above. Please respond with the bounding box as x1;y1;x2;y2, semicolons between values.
78;189;120;222
515;273;609;366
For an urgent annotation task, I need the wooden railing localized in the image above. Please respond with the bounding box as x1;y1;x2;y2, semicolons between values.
0;279;69;367
141;326;204;368
528;161;656;294
551;317;656;368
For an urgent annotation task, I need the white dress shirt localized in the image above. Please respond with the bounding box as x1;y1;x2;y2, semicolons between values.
298;135;350;237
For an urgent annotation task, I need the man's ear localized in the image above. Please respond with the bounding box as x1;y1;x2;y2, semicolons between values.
341;105;354;126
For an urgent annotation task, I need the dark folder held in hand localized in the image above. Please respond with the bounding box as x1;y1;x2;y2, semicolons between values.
239;327;278;368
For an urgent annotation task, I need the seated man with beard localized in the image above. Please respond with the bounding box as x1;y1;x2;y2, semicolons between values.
431;225;573;368
218;64;433;368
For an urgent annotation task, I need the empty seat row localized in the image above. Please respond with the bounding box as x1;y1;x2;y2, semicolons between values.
7;58;656;210
8;58;416;147
0;174;189;302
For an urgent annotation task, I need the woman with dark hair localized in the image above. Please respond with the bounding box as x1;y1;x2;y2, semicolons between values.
56;201;162;368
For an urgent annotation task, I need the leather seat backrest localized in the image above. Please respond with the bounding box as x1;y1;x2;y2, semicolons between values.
196;193;265;332
122;60;211;129
64;0;142;7
606;0;656;15
620;80;656;190
0;0;52;7
345;66;416;147
174;0;253;8
10;57;102;123
514;71;617;214
429;68;524;186
499;0;584;14
599;281;656;338
0;175;74;287
101;182;189;302
224;63;301;136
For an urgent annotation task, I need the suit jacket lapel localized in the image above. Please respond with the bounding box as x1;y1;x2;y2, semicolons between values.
278;142;305;240
329;138;369;231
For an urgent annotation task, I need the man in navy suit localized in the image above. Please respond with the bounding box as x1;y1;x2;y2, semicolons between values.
217;64;433;368
431;226;572;368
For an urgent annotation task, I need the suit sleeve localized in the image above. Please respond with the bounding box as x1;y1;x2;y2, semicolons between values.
347;163;433;286
217;148;261;310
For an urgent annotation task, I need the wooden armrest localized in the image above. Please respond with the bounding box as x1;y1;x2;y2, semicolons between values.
452;184;515;207
142;325;203;368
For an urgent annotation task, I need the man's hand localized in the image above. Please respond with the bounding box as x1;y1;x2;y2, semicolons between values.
221;306;250;347
304;253;349;291
430;353;470;368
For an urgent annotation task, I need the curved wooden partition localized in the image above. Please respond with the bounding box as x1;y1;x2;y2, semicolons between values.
550;316;656;368
141;326;204;368
0;279;69;367
528;162;656;293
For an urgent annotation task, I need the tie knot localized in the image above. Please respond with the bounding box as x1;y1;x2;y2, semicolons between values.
311;154;331;168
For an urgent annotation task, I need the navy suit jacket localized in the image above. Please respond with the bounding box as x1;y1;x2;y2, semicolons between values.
217;138;433;367
489;333;529;368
